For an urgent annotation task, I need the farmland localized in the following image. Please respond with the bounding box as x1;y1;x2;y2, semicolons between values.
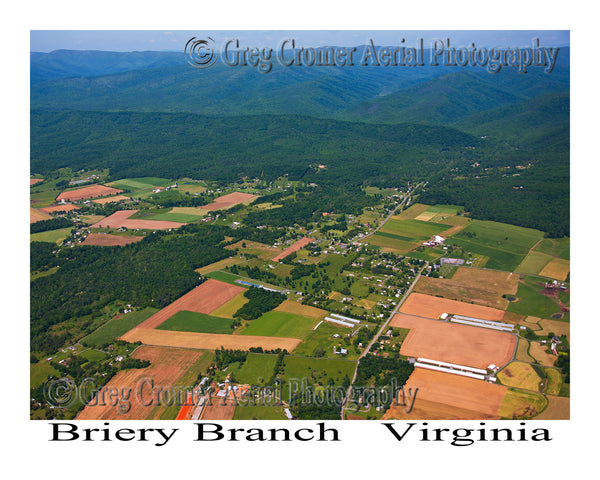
30;175;570;422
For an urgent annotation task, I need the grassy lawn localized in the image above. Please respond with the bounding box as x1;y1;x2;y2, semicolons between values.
82;307;159;346
232;353;279;385
156;310;234;334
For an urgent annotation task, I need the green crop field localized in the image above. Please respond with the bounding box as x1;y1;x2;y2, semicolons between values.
30;228;72;244
143;212;201;223
380;218;452;240
156;310;234;334
77;349;108;362
534;237;570;260
516;251;554;275
364;233;419;252
82;307;159;346
453;220;543;254
241;311;318;338
109;177;171;190
210;292;249;318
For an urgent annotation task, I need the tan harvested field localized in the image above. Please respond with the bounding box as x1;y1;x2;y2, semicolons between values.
210;292;249;318
538;318;570;341
196;256;245;275
273;237;314;262
30;178;43;185
78;215;106;225
92;195;131;204
523;316;542;329
414;268;519;310
30;208;52;223
399;292;506;321
76;346;205;420
391;313;516;369
414;211;437;222
502;311;526;324
203;192;258;211
382;368;507;419
535;395;569;420
392;203;430;220
529;342;558;367
170;206;209;216
225;239;279;259
39;204;81;213
515;339;536;363
82;233;144;246
497;362;543;391
121;327;301;351
274;300;328;318
56;184;123;202
91;209;185;230
137;279;245;329
498;389;548;419
539;257;570;281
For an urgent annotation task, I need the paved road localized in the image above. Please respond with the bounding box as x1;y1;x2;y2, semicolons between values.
340;261;428;418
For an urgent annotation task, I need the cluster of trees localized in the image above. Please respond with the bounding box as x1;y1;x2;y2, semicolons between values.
233;287;286;321
355;356;414;389
30;216;74;234
214;348;248;369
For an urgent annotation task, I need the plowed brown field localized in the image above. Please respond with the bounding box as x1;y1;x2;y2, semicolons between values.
390;313;516;369
91;209;185;230
82;233;144;246
399;292;506;320
76;346;205;420
39;204;81;213
273;237;314;262
382;368;507;419
203;192;258;211
56;185;123;202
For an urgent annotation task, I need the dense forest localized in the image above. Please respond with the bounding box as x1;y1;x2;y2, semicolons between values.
30;225;235;353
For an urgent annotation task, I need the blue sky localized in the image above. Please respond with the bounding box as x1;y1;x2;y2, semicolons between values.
30;30;569;53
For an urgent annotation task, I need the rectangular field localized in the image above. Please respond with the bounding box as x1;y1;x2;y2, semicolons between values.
82;233;144;246
120;327;301;351
92;195;131;204
39;204;81;213
274;300;328;319
539;257;570;281
56;184;124;202
516;251;554;275
391;313;516;369
30;207;52;223
399;292;507;321
382;368;507;419
413;267;519;310
241;311;318;338
136;279;246;329
203;192;259;211
91;209;185;230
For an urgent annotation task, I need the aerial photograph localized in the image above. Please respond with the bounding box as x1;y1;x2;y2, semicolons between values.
29;29;570;423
